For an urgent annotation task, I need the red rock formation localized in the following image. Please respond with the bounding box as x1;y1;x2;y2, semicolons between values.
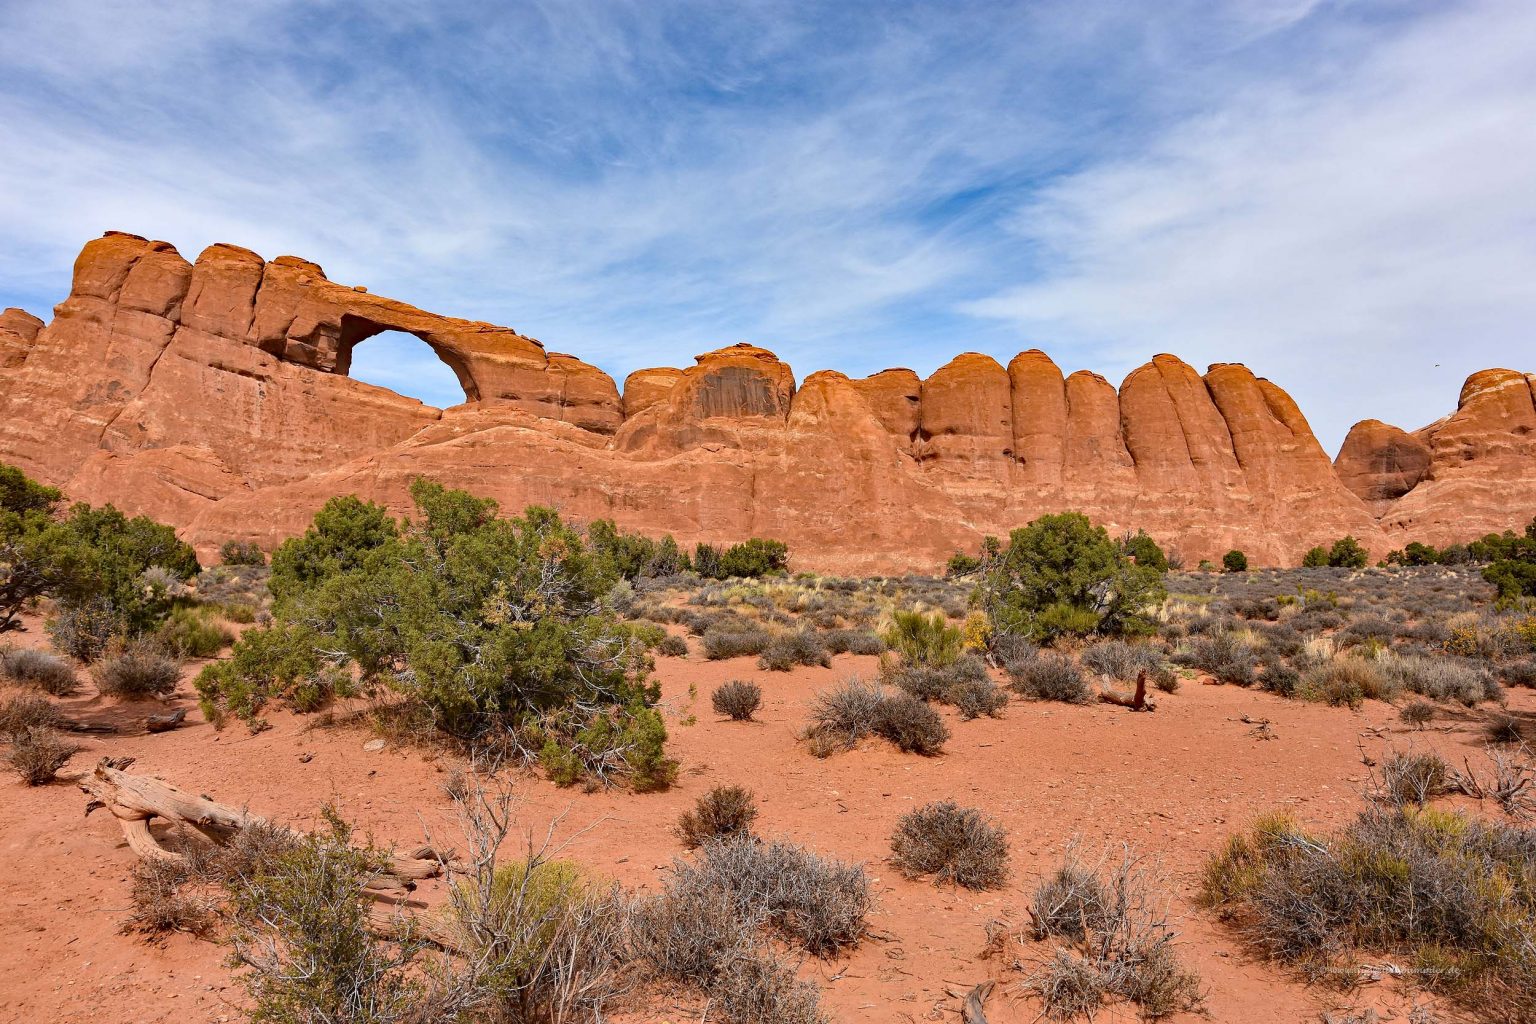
1;232;1529;573
1008;350;1067;493
1334;420;1433;514
0;307;43;368
1348;370;1536;546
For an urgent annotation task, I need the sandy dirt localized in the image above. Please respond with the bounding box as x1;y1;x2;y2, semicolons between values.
2;614;1528;1024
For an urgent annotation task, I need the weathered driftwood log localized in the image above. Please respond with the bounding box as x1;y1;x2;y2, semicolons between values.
75;757;466;950
78;757;444;883
58;718;119;734
82;756;250;846
145;708;188;733
367;904;466;953
1097;670;1154;712
962;980;994;1024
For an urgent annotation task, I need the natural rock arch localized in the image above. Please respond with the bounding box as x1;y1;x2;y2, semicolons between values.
333;314;481;403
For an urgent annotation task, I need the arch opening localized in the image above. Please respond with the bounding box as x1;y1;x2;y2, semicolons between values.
336;316;476;407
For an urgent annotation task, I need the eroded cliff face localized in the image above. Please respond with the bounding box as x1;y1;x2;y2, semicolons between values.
1336;370;1536;545
1;232;1529;573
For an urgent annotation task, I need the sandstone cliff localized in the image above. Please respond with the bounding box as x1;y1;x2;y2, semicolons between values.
0;232;1529;573
1336;370;1536;546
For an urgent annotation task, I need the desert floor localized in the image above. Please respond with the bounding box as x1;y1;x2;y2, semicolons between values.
2;613;1529;1024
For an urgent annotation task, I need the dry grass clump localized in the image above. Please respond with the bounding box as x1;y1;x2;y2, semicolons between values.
889;800;1009;890
655;634;689;657
92;638;180;698
155;606;234;659
887;658;960;701
630;874;747;985
1009;654;1092;704
1299;656;1394;708
823;628;884;656
677;785;758;849
703;620;773;660
1483;712;1528;745
0;692;61;733
712;679;762;721
806;677;950;756
674;836;871;956
455;857;631;1022
125;818;298;937
434;783;636;1024
0;647;77;694
229;813;440;1023
1151;667;1180;693
1379;652;1497;705
631;834;868;1023
806;676;886;750
6;726;79;784
711;948;828;1024
991;633;1039;674
758;629;831;671
1201;806;1536;1019
1025;845;1204;1020
869;690;949;754
125;857;221;936
944;670;1009;720
1505;658;1536;688
1399;700;1436;730
630;881;827;1024
887;653;1006;719
1173;631;1256;685
1081;640;1163;682
46;598;122;663
1373;751;1451;806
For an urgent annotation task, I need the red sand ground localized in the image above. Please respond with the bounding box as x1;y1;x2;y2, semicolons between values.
2;616;1528;1024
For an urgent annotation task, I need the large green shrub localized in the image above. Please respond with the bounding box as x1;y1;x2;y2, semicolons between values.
1;462;197;636
694;537;790;579
979;513;1166;641
196;621;352;727
55;504;198;634
587;519;689;580
1467;520;1535;563
220;479;671;788
1327;535;1370;568
1119;530;1169;571
219;539;267;566
267;495;400;606
1386;541;1442;566
1482;518;1536;602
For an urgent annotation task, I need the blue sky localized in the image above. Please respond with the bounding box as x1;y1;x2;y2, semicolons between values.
1;0;1532;452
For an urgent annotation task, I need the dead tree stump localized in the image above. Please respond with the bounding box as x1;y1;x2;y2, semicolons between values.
1097;670;1154;712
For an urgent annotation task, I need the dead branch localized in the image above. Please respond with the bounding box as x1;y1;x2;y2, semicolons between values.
962;979;994;1024
76;757;443;884
1098;671;1154;711
57;718;119;734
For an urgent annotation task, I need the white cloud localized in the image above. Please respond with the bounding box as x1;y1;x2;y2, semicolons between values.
966;0;1536;450
0;0;1529;451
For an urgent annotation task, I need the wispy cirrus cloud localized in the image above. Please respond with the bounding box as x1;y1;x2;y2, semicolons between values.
965;0;1536;448
0;0;1530;448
